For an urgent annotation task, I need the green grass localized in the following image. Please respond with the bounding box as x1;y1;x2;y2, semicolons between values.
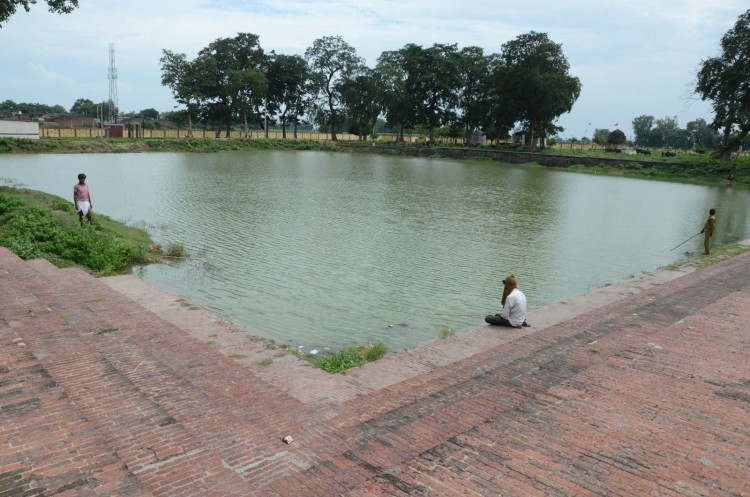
96;327;119;335
0;186;164;275
165;242;187;258
297;343;388;373
440;326;455;339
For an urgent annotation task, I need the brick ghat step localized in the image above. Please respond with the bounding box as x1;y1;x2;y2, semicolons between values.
255;251;750;496
0;249;326;496
3;245;750;496
0;248;153;496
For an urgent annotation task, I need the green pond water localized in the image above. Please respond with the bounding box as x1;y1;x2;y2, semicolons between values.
2;150;749;351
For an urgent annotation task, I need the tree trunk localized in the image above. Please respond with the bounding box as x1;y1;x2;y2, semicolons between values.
528;120;536;153
327;91;338;141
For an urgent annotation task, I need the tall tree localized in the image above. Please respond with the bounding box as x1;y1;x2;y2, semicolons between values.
456;46;491;144
375;49;416;141
695;9;750;161
686;118;720;149
495;32;581;151
403;43;463;144
592;128;610;145
140;108;159;120
0;0;77;27
69;98;96;116
197;33;267;137
631;115;655;147
484;53;516;144
340;68;383;140
653;116;681;148
266;53;309;139
160;50;207;138
305;36;364;141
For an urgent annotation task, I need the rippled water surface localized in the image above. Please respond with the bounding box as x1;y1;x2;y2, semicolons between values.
2;151;749;350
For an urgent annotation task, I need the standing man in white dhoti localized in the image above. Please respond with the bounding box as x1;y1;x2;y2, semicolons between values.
73;173;93;226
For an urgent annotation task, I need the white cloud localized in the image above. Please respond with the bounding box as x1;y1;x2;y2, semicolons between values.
1;0;746;136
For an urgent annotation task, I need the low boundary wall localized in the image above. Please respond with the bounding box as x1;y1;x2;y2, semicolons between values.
0;120;39;139
343;142;709;170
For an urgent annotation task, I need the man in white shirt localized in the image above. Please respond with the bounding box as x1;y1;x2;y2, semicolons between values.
485;274;529;328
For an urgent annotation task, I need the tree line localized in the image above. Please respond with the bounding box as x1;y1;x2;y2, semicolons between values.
2;3;748;161
588;116;722;151
159;32;581;152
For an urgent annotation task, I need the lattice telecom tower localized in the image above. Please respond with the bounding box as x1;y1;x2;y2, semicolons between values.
108;43;119;123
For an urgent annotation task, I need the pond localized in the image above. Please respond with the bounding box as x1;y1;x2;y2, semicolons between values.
2;150;749;351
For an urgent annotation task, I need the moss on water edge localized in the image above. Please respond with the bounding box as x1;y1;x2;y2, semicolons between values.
294;343;388;373
666;239;750;271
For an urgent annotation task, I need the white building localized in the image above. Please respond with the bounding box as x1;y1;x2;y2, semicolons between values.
0;120;40;139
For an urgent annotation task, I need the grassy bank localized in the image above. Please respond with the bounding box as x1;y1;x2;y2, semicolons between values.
0;186;165;275
0;137;338;154
561;161;748;185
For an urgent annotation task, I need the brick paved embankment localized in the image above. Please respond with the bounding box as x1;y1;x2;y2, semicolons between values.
1;246;748;496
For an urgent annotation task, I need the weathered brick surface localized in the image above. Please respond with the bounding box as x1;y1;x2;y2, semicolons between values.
2;246;749;496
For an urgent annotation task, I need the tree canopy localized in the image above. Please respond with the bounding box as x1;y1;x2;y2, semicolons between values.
0;0;77;27
632;114;720;149
493;32;581;151
153;32;585;144
196;33;268;137
695;8;750;160
305;36;364;141
266;53;310;138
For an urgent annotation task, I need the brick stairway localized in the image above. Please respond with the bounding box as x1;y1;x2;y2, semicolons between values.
1;246;749;496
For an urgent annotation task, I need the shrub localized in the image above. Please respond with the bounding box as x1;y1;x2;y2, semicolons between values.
51;197;74;212
44;228;143;273
0;193;24;214
301;342;387;373
0;201;144;274
165;242;187;258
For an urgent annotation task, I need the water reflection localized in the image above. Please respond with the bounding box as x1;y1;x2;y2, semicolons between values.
1;151;748;350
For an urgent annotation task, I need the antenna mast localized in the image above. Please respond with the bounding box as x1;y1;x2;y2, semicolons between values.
108;43;119;123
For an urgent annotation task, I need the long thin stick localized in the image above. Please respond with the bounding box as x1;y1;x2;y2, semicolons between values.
670;232;701;251
435;313;479;317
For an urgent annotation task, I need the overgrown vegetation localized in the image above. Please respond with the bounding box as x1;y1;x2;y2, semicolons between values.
296;342;387;373
0;187;164;275
165;242;187;258
440;326;455;339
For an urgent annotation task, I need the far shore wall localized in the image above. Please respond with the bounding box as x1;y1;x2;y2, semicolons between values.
341;142;713;170
38;127;373;142
0;120;40;139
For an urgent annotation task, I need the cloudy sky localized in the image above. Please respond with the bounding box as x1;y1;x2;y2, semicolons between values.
1;0;746;140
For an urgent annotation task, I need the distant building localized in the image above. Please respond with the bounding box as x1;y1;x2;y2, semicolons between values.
469;131;486;145
52;115;95;128
0;119;40;139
